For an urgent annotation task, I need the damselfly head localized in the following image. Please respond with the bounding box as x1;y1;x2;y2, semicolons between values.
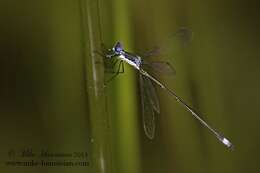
112;42;124;54
105;42;124;59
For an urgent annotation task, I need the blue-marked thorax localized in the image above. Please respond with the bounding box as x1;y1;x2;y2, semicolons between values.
134;56;142;67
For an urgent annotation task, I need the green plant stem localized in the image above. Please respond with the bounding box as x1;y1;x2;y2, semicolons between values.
80;0;112;172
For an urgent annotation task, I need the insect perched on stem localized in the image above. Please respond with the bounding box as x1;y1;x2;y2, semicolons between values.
99;30;233;150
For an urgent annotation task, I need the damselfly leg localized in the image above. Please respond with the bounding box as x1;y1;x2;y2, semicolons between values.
105;60;124;85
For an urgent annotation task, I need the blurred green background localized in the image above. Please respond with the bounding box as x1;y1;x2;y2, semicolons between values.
0;0;259;173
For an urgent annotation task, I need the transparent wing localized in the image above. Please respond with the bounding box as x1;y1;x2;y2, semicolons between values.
141;27;193;58
142;60;176;75
143;74;160;113
140;74;160;139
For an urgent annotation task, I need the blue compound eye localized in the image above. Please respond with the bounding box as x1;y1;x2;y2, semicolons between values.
115;46;122;52
114;42;123;53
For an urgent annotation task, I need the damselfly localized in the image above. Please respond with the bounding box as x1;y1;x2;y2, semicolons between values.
100;35;233;150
